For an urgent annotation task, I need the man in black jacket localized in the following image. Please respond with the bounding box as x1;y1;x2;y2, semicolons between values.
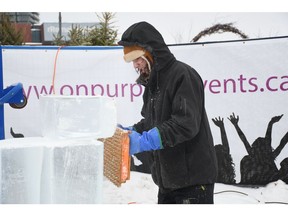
118;21;218;204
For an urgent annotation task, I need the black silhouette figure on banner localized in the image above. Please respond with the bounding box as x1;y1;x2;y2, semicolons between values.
228;113;288;185
278;158;288;184
10;127;24;138
212;117;236;184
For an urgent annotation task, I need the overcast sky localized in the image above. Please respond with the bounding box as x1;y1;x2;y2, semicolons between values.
39;12;288;44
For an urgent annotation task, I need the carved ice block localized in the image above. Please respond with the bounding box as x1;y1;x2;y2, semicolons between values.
40;138;104;204
0;137;104;204
0;138;44;204
39;95;117;139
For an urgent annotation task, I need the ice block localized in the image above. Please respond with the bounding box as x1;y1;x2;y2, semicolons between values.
40;138;104;204
39;95;117;139
0;138;44;204
0;137;104;204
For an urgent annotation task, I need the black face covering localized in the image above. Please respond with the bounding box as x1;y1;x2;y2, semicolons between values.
135;56;152;86
136;73;149;86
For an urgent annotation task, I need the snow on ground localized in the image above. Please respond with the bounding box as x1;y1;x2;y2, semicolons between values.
3;171;287;216
103;171;288;204
215;180;288;204
103;171;158;204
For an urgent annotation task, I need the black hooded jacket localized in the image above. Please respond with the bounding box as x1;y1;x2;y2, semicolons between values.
118;22;218;192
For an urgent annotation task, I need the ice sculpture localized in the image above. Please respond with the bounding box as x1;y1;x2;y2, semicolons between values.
40;138;104;204
0;95;116;204
0;138;103;204
39;95;117;139
0;138;44;204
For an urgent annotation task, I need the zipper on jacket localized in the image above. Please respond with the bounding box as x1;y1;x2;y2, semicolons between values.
151;90;161;126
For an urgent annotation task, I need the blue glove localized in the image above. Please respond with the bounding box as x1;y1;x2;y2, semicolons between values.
117;123;134;131
128;127;163;155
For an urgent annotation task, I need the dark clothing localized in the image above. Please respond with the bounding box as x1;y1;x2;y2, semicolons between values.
118;22;218;193
158;184;215;204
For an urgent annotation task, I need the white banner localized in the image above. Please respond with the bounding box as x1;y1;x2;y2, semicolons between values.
2;37;288;183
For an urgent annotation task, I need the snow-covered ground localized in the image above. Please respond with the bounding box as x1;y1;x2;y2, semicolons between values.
103;171;288;204
2;171;287;216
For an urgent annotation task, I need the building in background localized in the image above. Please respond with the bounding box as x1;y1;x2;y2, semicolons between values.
1;12;98;45
0;12;41;44
41;22;98;45
5;12;40;24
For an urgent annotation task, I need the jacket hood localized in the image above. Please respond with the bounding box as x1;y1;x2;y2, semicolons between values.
118;21;175;73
